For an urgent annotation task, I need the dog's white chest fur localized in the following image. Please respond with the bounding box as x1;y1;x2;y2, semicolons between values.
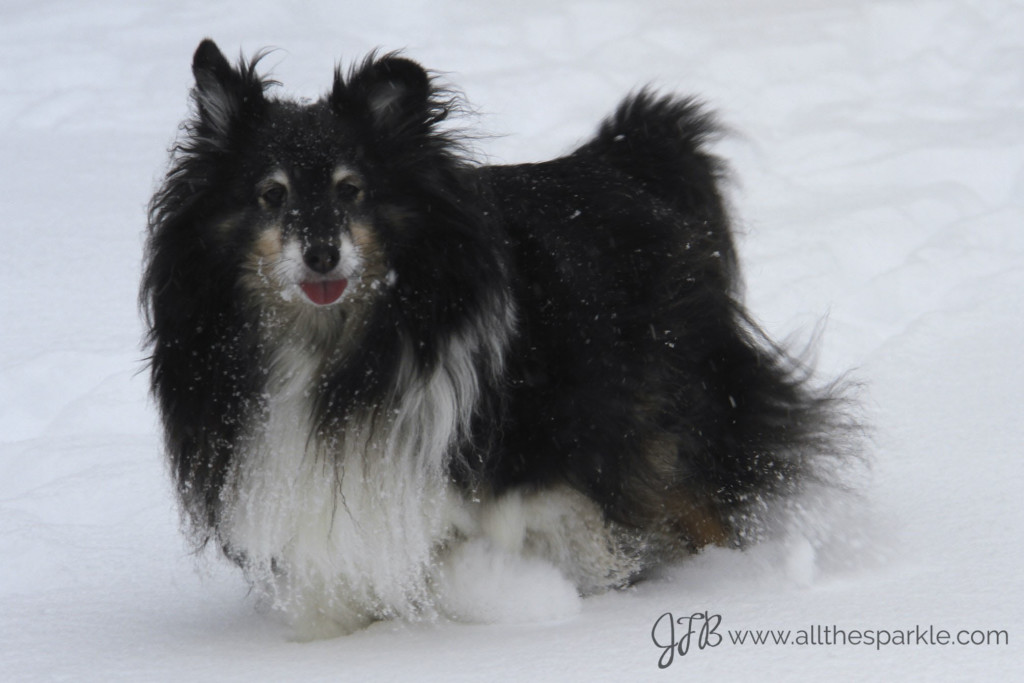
218;334;638;639
218;346;465;637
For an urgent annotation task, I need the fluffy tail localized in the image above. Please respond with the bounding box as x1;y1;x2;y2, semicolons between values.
584;92;722;193
579;89;737;275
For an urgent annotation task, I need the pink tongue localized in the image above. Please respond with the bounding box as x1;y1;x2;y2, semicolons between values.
300;280;347;306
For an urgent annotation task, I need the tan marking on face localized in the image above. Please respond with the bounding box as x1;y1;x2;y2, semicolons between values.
239;226;285;301
253;225;284;261
350;220;389;284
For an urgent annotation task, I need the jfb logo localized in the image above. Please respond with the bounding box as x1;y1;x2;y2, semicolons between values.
651;611;723;668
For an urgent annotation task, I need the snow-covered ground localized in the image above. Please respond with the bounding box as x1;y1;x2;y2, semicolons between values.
1;0;1021;679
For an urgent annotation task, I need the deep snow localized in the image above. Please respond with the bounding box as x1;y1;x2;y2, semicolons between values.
1;0;1021;680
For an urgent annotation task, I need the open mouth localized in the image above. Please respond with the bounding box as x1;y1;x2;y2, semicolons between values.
299;279;348;306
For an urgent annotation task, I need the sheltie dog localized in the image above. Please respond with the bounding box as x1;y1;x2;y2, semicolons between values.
142;39;859;639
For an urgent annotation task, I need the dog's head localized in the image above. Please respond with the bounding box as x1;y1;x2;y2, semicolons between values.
190;39;442;315
147;41;508;374
165;41;469;336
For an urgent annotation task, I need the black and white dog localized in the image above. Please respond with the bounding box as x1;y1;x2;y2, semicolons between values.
142;40;858;638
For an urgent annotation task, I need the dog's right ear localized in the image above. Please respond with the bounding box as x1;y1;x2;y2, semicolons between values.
191;39;267;140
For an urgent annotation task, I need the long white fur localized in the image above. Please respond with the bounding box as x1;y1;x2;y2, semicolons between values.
219;336;464;638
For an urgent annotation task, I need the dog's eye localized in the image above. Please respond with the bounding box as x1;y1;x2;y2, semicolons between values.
259;183;288;209
335;180;363;202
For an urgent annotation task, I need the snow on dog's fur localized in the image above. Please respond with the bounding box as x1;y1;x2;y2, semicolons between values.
142;40;861;639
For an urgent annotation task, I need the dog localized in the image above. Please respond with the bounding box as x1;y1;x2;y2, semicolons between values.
142;39;859;639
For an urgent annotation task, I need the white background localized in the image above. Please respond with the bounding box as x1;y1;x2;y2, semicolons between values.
1;0;1020;680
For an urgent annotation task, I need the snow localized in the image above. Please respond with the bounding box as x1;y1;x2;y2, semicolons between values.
1;0;1021;679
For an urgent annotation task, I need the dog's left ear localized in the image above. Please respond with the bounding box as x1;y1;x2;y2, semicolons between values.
331;53;441;135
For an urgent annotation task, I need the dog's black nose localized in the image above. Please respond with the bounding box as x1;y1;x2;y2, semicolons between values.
303;244;340;274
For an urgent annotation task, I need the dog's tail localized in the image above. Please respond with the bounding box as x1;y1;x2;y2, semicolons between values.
579;90;736;277
581;89;727;215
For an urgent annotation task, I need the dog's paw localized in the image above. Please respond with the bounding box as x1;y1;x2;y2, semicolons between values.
435;539;582;625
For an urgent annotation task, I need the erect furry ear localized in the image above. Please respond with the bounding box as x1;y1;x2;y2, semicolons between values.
191;39;268;140
331;53;447;135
